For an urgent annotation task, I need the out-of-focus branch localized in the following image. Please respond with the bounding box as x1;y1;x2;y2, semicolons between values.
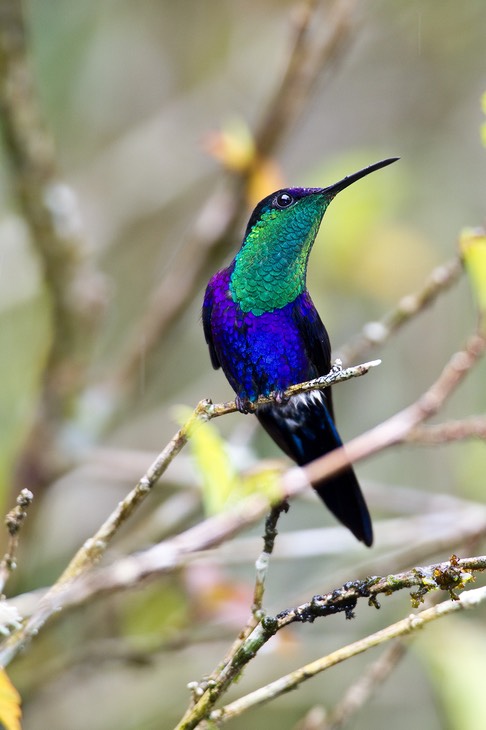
111;0;359;400
209;583;486;725
303;330;485;487
0;0;104;485
315;642;407;730
255;0;358;156
336;256;463;366
407;415;486;443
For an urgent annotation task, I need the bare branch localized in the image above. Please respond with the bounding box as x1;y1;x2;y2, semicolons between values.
337;256;463;366
301;331;485;488
407;415;486;443
316;642;407;730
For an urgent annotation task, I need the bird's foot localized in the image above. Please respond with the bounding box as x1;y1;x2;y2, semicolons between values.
235;395;252;414
271;389;289;406
331;358;343;374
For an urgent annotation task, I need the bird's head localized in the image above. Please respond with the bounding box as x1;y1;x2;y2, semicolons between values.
230;157;399;315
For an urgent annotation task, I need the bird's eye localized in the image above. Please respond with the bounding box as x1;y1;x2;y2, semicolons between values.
274;192;294;209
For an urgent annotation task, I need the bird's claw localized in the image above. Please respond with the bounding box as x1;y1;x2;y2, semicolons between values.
272;390;289;406
235;395;251;414
331;358;343;374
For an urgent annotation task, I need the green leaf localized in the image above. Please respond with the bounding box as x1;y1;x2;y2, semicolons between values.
0;668;22;730
460;227;486;325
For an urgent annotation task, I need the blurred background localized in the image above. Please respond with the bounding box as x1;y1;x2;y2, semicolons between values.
0;0;485;728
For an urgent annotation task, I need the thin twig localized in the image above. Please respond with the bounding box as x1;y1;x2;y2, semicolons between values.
0;489;34;594
301;332;485;488
253;502;289;617
206;502;291;689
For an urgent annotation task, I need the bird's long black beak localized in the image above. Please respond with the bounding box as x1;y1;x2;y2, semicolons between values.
322;157;399;197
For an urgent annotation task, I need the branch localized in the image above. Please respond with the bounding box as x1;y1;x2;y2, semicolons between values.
255;0;358;156
336;256;463;366
0;359;375;667
209;581;486;725
175;556;485;729
310;642;407;730
301;331;485;488
1;322;483;666
406;415;486;443
252;502;289;617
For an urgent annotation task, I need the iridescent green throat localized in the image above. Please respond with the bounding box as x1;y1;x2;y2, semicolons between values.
230;194;329;316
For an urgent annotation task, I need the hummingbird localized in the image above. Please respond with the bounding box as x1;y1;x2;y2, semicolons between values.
203;157;398;546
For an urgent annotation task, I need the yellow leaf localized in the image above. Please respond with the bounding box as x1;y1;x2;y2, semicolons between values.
460;227;486;324
175;407;238;515
240;461;285;504
0;668;21;730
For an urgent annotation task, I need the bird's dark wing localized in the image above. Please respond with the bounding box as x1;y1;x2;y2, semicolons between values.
291;293;331;375
202;283;220;370
291;292;334;418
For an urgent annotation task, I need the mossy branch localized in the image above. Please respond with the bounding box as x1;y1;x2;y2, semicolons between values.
209;581;486;726
174;555;486;729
